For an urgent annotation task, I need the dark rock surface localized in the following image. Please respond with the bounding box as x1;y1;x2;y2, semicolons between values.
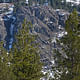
0;3;15;49
0;5;69;61
15;5;69;62
0;5;69;77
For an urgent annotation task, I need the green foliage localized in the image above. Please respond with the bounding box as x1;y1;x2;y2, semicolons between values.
11;19;42;80
65;9;79;36
53;10;80;80
0;41;16;80
0;19;42;80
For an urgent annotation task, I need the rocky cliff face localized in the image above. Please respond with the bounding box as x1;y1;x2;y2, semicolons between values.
15;5;69;65
0;4;69;78
14;6;69;78
0;4;69;61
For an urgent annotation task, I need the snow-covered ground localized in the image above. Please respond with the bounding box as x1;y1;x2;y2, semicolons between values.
25;0;29;4
66;0;80;5
57;31;67;38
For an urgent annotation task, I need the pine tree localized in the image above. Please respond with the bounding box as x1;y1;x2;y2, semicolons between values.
0;41;16;80
11;19;42;80
53;9;80;80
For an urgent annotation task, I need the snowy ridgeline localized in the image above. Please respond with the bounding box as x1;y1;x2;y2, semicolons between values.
26;0;80;5
64;0;80;5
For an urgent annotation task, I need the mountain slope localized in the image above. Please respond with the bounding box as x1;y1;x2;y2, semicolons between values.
15;5;69;63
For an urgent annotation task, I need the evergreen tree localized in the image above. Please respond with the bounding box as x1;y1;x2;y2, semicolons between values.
0;41;16;80
11;19;42;80
53;9;80;80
